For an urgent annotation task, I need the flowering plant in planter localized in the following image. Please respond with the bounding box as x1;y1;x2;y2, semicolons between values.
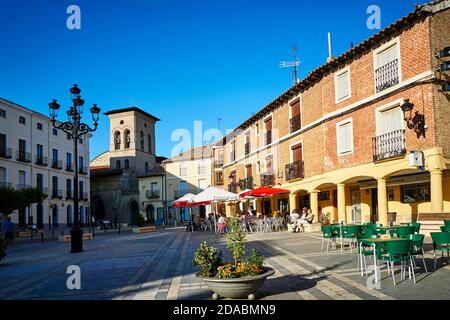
193;216;266;279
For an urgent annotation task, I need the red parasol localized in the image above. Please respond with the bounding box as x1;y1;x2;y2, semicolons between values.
239;186;290;198
239;186;290;216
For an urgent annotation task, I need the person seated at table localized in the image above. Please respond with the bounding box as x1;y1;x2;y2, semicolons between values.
297;209;315;232
290;209;300;233
217;214;228;234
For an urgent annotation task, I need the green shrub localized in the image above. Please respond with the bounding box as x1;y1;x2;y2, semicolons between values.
193;242;223;277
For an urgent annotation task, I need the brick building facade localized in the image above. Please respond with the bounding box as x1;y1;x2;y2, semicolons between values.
217;0;450;230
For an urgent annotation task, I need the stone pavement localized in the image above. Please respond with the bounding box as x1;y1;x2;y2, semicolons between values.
0;229;449;300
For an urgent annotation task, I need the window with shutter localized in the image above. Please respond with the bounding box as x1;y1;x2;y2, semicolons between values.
379;106;403;134
376;44;398;68
335;69;350;102
337;120;353;155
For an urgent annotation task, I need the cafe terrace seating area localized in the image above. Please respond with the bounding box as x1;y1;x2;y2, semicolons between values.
320;220;450;285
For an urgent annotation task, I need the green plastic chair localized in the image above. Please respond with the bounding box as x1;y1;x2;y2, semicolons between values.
430;232;450;270
407;223;421;234
343;225;362;253
384;240;415;285
356;235;380;276
321;225;337;252
441;226;450;232
363;227;378;238
444;220;450;228
408;234;428;273
390;226;416;238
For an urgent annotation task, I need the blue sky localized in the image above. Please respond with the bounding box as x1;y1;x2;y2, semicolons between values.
0;0;428;160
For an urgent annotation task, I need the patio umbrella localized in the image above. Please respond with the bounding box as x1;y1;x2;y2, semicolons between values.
189;186;238;234
172;193;198;232
240;186;290;216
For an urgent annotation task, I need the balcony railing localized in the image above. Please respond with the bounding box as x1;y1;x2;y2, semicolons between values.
79;166;88;175
51;160;63;170
16;151;31;163
285;160;305;181
37;187;48;196
66;190;73;200
35;156;48;166
51;189;63;199
375;59;399;93
0;182;12;189
290;114;302;133
66;163;73;172
79;192;89;201
265;131;272;146
261;174;275;186
0;147;12;159
244;143;250;156
214;160;224;169
372;129;406;162
239;176;254;190
146;189;160;199
228;182;238;193
16;184;31;190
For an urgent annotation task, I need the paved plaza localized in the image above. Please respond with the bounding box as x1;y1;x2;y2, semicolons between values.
0;229;449;300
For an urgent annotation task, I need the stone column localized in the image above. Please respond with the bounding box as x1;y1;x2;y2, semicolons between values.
337;183;346;223
377;178;388;226
430;169;443;213
310;191;319;223
289;194;297;214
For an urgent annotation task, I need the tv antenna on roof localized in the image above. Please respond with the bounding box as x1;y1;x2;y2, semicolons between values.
279;45;301;85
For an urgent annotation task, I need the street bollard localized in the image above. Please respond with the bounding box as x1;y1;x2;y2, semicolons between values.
41;232;44;243
118;223;121;235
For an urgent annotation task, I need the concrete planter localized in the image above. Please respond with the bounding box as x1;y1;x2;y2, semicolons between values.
197;267;275;300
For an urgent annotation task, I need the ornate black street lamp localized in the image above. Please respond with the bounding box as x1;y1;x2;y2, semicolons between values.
49;84;100;253
400;99;426;138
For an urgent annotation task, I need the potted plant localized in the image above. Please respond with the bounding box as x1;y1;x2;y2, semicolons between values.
193;216;274;300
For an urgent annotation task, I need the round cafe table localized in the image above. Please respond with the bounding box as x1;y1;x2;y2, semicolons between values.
360;237;405;282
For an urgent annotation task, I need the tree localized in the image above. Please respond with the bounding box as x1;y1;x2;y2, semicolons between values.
0;187;46;216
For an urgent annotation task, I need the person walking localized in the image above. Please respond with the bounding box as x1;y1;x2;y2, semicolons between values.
3;217;14;248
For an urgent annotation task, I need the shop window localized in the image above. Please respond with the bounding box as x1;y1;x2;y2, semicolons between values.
401;184;430;203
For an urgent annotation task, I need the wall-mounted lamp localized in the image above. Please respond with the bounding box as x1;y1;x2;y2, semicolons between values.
401;99;426;138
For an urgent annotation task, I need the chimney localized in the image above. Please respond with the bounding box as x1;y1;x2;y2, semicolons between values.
327;32;334;62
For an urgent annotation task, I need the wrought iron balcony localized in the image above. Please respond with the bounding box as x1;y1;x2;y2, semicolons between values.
79;192;89;201
35;156;48;166
285;160;305;181
51;159;63;170
51;189;63;199
66;190;73;200
146;189;160;199
214;160;224;169
66;163;73;172
372;129;406;162
0;182;12;189
0;147;12;159
239;176;254;190
265;131;272;146
16;151;31;163
261;173;275;186
228;182;238;193
79;166;88;175
375;59;399;93
244;142;250;156
290;114;301;133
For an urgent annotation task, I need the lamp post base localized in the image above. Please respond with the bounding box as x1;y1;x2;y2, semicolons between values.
70;228;84;253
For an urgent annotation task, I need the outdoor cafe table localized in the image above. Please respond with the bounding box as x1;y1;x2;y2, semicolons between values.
330;224;364;252
360;237;405;282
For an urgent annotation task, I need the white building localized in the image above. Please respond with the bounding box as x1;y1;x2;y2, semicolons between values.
0;98;91;228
